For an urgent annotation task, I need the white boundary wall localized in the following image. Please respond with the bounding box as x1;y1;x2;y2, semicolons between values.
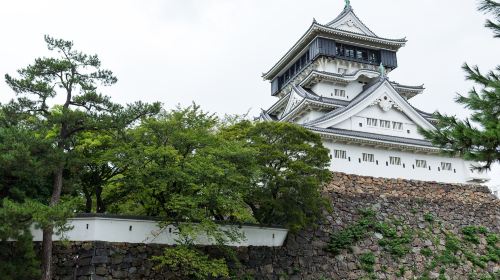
31;216;288;247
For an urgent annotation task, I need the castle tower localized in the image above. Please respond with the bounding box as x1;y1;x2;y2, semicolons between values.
260;2;489;184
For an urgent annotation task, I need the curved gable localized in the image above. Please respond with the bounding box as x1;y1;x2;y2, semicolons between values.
310;79;435;131
326;7;377;37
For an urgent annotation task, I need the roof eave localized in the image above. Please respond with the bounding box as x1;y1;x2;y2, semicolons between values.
305;126;439;153
262;24;406;81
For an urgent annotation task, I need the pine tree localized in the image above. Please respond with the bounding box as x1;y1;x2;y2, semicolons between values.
421;0;500;171
4;36;160;280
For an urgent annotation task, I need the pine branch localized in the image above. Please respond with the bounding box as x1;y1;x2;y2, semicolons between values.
479;0;500;37
479;0;500;15
485;19;500;37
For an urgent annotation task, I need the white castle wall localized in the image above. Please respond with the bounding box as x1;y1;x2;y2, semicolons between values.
30;216;288;247
311;80;363;101
296;111;326;124
335;106;423;139
313;59;378;76
322;140;489;184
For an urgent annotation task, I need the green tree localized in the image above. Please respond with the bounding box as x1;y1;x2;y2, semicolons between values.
111;105;256;223
4;35;160;280
105;107;332;278
0;198;74;280
0;109;55;279
72;130;132;213
223;121;332;232
109;105;256;279
0;118;52;202
421;1;500;171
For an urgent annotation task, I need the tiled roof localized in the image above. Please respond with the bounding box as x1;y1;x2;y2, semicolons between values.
293;85;350;107
262;23;406;80
304;126;435;148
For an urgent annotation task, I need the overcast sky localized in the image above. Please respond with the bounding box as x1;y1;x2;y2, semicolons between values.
0;0;498;188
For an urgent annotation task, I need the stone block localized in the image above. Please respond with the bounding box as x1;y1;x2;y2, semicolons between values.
91;255;109;264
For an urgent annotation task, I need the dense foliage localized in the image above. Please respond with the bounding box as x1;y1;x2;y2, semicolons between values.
224;121;332;231
1;38;332;278
151;246;230;279
421;0;500;171
103;107;332;278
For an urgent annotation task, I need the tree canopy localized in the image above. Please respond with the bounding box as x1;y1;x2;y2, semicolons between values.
101;107;332;279
2;35;160;280
222;121;332;231
1;35;333;280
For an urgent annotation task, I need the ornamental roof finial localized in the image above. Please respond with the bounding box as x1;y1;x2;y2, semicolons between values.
379;62;386;78
345;0;351;8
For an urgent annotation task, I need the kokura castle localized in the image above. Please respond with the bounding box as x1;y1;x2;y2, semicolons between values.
260;1;490;184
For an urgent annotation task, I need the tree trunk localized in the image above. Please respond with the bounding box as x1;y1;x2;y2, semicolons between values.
41;166;64;280
83;187;92;213
96;186;105;213
40;227;54;280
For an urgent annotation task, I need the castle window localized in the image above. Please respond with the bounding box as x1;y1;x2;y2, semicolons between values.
416;160;427;168
367;118;378;126
362;153;375;163
334;89;346;97
334;150;347;159
393;122;403;130
346;49;355;58
389;156;401;166
380;120;391;128
440;162;452;171
356;50;366;60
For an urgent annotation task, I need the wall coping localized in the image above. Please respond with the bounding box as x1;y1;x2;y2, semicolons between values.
31;216;289;247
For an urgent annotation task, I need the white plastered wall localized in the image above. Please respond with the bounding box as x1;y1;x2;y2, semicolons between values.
311;80;364;101
295;110;326;124
323;140;489;184
30;217;288;247
334;105;423;139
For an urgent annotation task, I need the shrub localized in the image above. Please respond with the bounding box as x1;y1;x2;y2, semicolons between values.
424;213;435;223
421;248;433;257
359;252;376;273
327;209;376;255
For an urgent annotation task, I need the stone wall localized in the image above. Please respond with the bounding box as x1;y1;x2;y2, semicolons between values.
49;173;500;279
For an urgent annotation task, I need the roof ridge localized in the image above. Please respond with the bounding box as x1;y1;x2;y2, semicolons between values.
325;4;378;37
390;81;425;90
